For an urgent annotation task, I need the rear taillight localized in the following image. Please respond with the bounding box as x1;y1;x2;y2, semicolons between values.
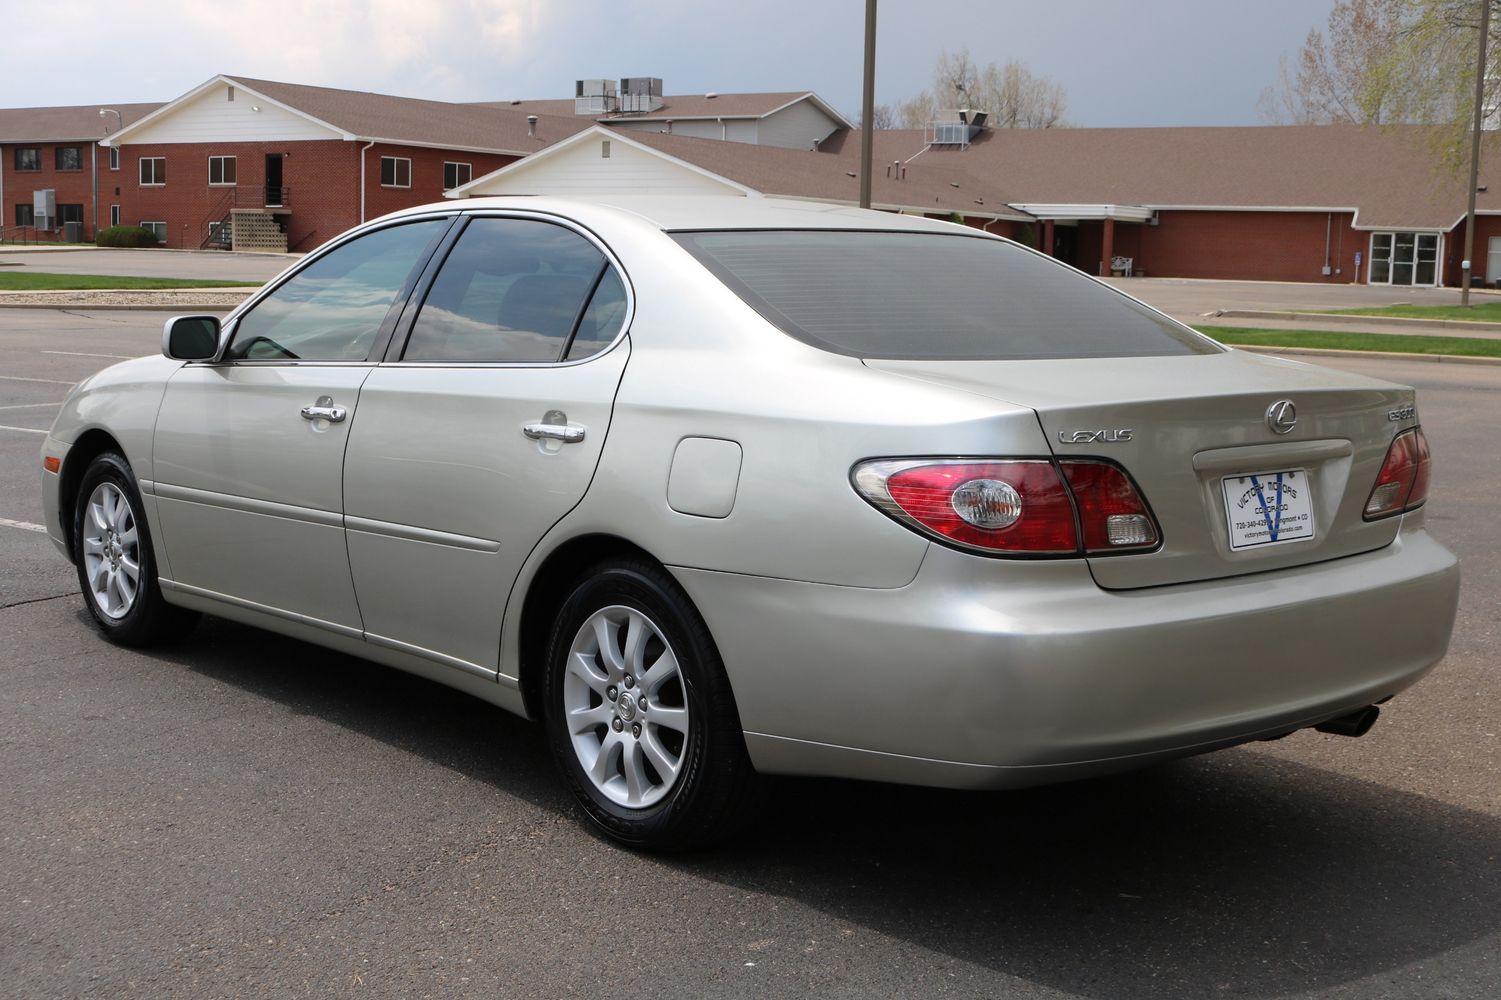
1364;427;1431;520
852;458;1159;557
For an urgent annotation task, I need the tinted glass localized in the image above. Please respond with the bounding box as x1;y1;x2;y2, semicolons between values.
565;266;628;361
403;218;605;363
673;230;1217;361
225;219;446;362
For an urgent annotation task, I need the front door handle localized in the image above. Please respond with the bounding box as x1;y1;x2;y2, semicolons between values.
301;395;347;423
523;421;586;443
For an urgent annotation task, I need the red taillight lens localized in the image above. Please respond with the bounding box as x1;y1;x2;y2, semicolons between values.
1060;460;1160;553
860;460;1079;554
1364;427;1431;520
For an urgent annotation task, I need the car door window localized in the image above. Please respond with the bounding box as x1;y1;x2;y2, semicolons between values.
225;219;448;362
564;265;628;361
402;217;616;363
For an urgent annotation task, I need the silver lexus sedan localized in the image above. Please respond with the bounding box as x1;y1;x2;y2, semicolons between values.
40;196;1460;850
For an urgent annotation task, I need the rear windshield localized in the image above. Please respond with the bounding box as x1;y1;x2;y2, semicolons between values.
672;229;1218;360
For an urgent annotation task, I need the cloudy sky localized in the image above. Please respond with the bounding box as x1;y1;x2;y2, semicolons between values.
7;0;1335;127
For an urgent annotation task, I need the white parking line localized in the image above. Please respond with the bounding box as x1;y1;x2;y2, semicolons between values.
0;375;76;386
0;424;47;435
41;350;133;360
0;516;48;534
0;402;61;411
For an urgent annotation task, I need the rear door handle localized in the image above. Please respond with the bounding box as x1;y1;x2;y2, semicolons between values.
301;395;347;423
523;422;585;443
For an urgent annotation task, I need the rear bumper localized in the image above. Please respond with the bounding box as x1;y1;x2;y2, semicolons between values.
672;521;1459;789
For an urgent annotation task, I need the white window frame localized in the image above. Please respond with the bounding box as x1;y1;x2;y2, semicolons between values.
443;161;472;191
110;204;120;227
1366;231;1442;288
140;221;167;244
109;147;119;171
380;156;412;188
208;155;237;187
139;157;166;186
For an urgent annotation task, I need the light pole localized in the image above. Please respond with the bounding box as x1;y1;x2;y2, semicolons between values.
859;0;876;209
98;108;122;133
1461;1;1492;307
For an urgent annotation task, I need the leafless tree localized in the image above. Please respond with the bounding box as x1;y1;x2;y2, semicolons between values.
1257;0;1405;124
897;48;1069;129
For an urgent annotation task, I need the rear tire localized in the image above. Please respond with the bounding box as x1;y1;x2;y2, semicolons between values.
72;452;198;647
543;559;757;852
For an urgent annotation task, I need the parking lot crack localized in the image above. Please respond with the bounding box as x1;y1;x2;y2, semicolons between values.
0;593;73;611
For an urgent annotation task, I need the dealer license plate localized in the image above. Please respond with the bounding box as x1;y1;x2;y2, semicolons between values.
1221;469;1316;551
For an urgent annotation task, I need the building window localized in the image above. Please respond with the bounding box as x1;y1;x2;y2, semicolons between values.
227;85;235;102
139;157;166;186
14;147;40;171
16;205;35;227
110;204;121;227
109;147;120;170
380;156;411;188
140;221;167;244
209;155;237;186
443;161;472;190
56;146;83;171
59;204;84;225
1368;231;1439;286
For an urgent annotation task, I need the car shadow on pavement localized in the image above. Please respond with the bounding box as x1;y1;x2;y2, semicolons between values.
157;613;1500;1000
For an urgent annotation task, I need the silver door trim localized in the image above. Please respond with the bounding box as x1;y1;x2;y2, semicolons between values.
154;481;343;527
345;515;500;552
364;632;498;681
159;578;364;639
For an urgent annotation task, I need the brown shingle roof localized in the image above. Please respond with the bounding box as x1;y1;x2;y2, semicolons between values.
621;130;1028;220
915;124;1501;230
224;76;592;154
0;102;161;143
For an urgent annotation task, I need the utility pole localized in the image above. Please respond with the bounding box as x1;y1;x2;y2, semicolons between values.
1462;0;1492;306
859;0;876;209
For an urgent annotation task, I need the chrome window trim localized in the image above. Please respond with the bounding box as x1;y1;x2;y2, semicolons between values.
382;208;636;370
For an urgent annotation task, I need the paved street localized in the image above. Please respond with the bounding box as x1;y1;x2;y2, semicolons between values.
1;307;1497;998
0;246;294;283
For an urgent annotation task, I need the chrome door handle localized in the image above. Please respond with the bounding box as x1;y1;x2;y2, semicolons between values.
301;395;347;423
523;422;585;443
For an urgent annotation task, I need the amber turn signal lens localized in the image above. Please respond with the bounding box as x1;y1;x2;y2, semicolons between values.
43;456;61;474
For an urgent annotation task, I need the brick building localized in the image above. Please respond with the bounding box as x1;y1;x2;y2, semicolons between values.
1;103;159;241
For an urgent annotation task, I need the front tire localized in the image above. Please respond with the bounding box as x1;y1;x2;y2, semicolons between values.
543;559;756;851
72;452;197;647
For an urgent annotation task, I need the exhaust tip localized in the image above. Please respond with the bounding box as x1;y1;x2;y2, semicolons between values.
1314;705;1380;738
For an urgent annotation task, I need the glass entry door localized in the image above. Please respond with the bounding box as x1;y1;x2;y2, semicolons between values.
1370;232;1438;285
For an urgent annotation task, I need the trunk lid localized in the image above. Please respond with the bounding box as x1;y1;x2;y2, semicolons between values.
867;350;1416;589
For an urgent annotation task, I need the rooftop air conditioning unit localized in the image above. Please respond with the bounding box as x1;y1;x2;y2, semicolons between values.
575;79;619;115
619;77;664;113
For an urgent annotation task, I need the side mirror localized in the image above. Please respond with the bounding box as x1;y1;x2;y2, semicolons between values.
162;315;221;361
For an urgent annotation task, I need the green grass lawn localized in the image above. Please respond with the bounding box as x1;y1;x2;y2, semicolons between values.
1317;302;1501;323
0;273;262;291
1196;326;1501;358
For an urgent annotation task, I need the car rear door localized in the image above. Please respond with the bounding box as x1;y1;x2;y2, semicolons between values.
151;217;453;630
342;213;631;677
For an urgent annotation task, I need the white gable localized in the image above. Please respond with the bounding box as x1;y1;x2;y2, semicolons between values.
461;131;748;197
119;81;343;145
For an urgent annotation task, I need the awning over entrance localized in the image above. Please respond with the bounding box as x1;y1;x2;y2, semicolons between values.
1013;204;1154;276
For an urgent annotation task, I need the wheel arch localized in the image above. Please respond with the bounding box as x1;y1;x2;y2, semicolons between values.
58;428;129;563
516;532;666;721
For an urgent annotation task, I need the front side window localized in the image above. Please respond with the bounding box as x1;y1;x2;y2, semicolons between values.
110;204;120;227
59;204;84;225
403;217;620;363
209;155;237;185
56;146;82;170
16;205;35;227
14;147;40;171
139;157;166;185
443;161;472;190
109;147;120;170
225;219;448;362
674;230;1217;361
140;221;166;244
380;156;411;188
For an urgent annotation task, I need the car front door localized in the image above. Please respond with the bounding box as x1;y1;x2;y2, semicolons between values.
150;216;453;631
342;214;632;677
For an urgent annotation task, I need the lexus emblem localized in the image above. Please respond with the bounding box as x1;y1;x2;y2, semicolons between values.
1266;399;1298;435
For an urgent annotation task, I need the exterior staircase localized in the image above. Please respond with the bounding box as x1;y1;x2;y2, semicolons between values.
229;209;288;253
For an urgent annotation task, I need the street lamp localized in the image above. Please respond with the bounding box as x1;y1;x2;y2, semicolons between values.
98;108;122;133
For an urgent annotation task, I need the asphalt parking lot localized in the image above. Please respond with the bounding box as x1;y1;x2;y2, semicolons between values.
1;306;1498;998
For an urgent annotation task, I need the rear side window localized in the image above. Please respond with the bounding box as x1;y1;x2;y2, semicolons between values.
672;230;1217;360
403;217;624;363
226;219;447;361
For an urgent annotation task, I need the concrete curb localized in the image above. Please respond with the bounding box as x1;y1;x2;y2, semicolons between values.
1214;308;1501;334
1230;344;1501;367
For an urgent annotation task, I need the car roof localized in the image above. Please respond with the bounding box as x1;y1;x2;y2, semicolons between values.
386;195;984;236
